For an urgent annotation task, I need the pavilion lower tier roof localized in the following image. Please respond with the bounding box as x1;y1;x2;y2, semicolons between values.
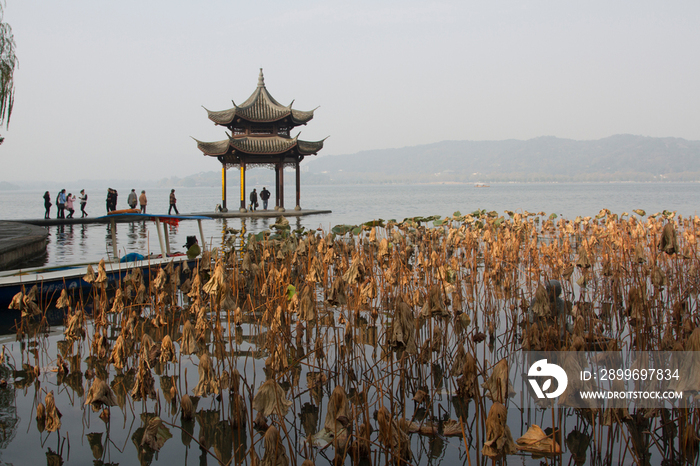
206;106;314;126
194;135;324;162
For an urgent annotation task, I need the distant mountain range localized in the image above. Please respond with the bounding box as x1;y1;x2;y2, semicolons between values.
0;181;19;190
302;134;700;183
152;135;700;187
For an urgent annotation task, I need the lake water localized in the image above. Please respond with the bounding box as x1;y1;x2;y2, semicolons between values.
2;182;699;267
0;182;697;465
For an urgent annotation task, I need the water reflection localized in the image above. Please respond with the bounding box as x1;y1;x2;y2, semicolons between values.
37;216;305;268
80;224;88;248
126;222;139;250
0;365;18;450
45;447;64;466
167;223;178;254
87;432;103;461
566;429;591;466
55;225;70;259
105;223;115;260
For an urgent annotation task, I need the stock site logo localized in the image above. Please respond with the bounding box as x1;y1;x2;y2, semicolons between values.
528;359;568;399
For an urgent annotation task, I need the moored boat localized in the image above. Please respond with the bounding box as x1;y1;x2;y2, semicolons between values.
0;213;210;308
0;254;195;307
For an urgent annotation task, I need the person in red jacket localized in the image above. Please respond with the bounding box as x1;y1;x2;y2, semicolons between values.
168;189;179;215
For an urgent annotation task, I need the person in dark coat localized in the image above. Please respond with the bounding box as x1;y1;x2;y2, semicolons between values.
43;191;52;219
249;188;258;211
79;189;88;217
127;189;137;209
105;188;118;212
56;189;66;219
106;188;115;213
260;187;271;210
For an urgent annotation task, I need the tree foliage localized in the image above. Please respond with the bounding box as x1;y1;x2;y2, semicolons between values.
0;1;16;143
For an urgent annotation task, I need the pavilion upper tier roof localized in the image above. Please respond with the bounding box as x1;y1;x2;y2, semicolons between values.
205;69;316;126
194;135;325;157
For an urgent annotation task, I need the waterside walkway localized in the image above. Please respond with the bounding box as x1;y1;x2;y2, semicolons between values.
4;208;332;227
0;221;49;269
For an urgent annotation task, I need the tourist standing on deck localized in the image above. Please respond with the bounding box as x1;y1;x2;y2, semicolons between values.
169;189;179;215
106;188;118;212
79;190;88;217
127;189;137;209
57;189;66;219
139;190;147;213
43;191;52;219
260;187;270;210
106;188;116;213
65;193;76;218
249;188;258;211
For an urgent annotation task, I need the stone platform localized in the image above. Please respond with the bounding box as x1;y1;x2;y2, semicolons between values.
0;221;49;270
6;208;332;227
191;208;332;219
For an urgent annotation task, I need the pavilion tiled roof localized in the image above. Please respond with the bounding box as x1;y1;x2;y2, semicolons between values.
204;69;316;125
297;139;325;154
231;135;298;154
194;135;325;157
193;139;230;156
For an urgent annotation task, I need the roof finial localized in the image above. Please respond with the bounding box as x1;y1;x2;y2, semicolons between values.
258;68;265;87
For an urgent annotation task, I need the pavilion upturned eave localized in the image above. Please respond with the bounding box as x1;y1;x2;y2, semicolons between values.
193;138;230;157
195;135;324;158
204;105;315;126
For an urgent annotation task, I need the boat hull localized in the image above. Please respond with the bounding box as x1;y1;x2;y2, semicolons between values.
0;256;196;308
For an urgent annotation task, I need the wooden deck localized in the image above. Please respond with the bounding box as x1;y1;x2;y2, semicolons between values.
3;208;332;227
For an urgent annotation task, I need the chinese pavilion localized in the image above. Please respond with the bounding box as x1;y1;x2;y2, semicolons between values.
194;69;325;212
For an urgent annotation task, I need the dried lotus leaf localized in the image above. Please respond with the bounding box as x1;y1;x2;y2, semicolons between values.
253;379;292;418
181;320;196;355
83;265;96;283
324;385;349;434
516;424;561;453
376;406;412;462
140;416;172;452
85;378;117;412
193;353;218;397
261;426;289;466
659;222;678;255
96;259;108;283
481;358;514;404
44;391;62;432
482;402;516;457
160;334;177;364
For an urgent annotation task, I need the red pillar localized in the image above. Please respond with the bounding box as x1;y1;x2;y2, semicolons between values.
295;161;301;210
221;163;228;212
279;163;285;212
240;163;247;212
274;164;280;210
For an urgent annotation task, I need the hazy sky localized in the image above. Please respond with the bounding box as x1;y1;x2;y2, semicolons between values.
3;0;699;183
